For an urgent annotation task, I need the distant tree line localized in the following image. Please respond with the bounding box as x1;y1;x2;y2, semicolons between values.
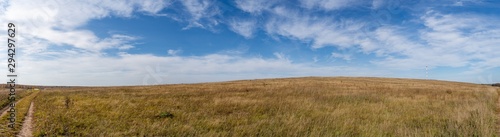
493;83;500;87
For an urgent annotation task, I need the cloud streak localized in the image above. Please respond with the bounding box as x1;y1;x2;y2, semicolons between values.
19;52;378;86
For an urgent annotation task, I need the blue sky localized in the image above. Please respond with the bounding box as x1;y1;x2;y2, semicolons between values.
0;0;499;86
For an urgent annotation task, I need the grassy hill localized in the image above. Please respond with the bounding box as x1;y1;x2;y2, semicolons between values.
25;77;500;136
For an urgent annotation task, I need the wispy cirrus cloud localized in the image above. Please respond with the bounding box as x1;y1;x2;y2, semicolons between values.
1;0;167;54
264;6;365;49
299;0;364;10
368;10;500;72
234;0;276;14
180;0;220;29
420;11;500;72
167;49;182;56
228;18;256;38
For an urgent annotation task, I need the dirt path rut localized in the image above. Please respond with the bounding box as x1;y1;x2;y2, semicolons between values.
17;101;34;137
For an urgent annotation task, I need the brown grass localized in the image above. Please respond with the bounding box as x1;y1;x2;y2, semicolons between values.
31;77;499;136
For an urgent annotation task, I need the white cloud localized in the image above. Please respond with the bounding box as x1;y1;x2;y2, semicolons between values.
15;52;379;86
265;7;365;49
182;0;210;20
180;0;220;29
273;52;289;61
118;45;134;50
331;52;352;61
3;0;166;29
372;0;385;9
260;7;500;74
420;12;500;73
28;28;138;52
367;26;470;69
453;1;464;6
167;49;182;56
228;19;256;38
138;0;171;13
234;0;275;14
0;0;166;53
371;11;500;71
451;0;484;7
299;0;360;11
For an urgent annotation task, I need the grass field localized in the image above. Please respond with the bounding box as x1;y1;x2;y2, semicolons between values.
27;77;500;136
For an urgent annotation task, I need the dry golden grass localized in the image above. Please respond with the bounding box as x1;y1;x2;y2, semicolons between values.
31;77;499;136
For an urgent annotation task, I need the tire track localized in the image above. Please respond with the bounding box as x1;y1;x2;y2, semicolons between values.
17;101;34;137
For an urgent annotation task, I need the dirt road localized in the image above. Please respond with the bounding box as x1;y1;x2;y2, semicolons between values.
17;101;34;137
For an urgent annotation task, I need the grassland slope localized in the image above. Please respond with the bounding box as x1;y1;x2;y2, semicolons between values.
32;77;499;136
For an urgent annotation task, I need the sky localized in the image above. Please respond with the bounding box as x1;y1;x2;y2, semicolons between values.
0;0;499;86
